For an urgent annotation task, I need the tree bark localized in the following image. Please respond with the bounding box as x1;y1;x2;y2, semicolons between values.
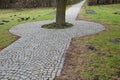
56;0;67;26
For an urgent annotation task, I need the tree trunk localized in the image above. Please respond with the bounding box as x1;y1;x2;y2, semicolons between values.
56;0;67;26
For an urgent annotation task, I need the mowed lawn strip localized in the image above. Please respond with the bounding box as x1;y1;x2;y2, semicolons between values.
0;8;55;50
57;3;120;80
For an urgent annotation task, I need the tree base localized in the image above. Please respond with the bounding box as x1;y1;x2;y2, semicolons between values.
41;22;73;29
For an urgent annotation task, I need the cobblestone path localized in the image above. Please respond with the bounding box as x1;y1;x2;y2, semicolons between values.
0;1;105;80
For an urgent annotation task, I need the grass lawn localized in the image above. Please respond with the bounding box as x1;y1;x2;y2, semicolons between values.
57;3;120;80
77;3;120;79
0;8;55;50
77;3;120;80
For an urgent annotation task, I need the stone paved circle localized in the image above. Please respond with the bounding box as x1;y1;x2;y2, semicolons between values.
0;1;105;80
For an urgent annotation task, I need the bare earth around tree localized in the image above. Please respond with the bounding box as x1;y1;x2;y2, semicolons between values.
0;0;104;80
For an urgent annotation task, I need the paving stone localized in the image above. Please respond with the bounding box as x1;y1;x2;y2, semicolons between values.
0;0;104;80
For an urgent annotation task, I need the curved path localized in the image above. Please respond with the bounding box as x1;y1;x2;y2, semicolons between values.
0;1;104;80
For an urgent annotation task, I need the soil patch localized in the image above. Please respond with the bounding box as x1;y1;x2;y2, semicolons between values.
86;10;96;14
113;12;120;15
18;17;31;22
110;38;120;44
86;45;97;51
42;22;73;29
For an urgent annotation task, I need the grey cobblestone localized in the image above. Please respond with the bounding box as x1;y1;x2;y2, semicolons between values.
0;0;104;80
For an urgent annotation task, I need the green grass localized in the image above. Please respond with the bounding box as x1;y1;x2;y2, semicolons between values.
0;8;55;49
76;3;120;80
82;4;120;24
